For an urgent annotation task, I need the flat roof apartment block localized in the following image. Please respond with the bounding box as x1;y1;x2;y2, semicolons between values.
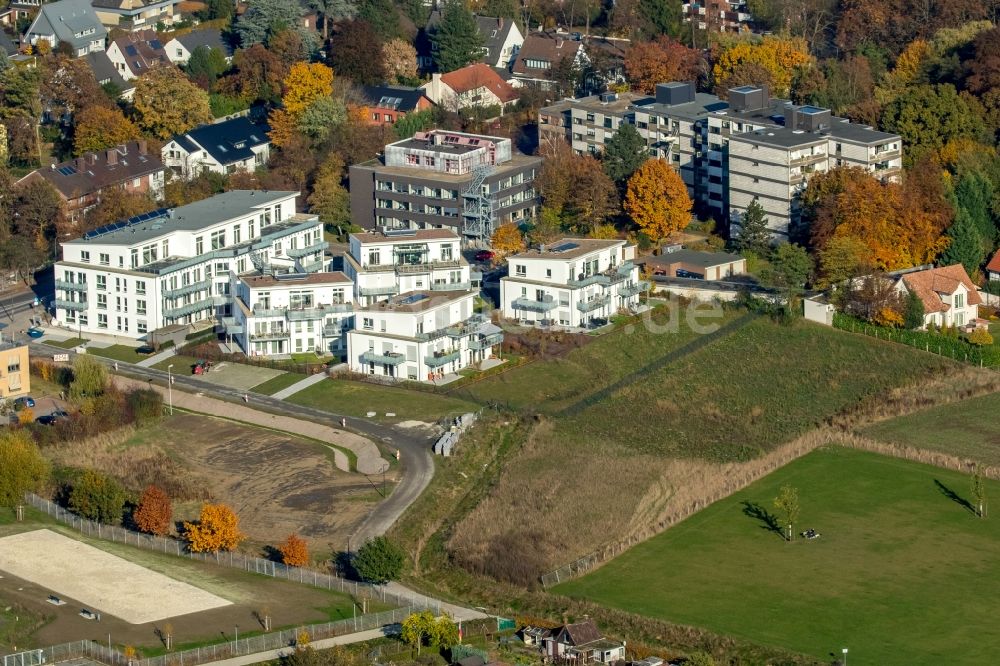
349;129;542;242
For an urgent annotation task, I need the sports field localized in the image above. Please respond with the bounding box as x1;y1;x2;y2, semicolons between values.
556;447;1000;665
0;530;230;623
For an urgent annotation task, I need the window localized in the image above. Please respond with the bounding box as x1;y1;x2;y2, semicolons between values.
81;251;90;263
135;280;146;295
7;358;20;373
142;243;158;264
211;230;226;250
96;275;106;291
515;264;526;277
233;225;242;244
368;248;381;266
363;317;374;330
137;321;147;334
955;293;965;309
196;236;204;254
131;249;138;268
546;268;552;278
98;314;108;329
273;204;282;221
99;252;110;266
137;299;146;315
248;219;255;238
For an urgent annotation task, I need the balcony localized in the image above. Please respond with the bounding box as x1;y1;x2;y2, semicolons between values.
469;332;503;350
577;294;611;312
618;281;648;298
286;303;352;321
286;241;327;259
395;259;463;275
164;296;224;319
163;279;211;299
424;349;460;368
323;323;343;337
568;261;634;288
512;295;557;312
55;279;87;292
430;281;472;292
54;298;87;311
790;152;826;166
219;316;243;335
360;285;399;297
251;329;290;340
360;350;406;366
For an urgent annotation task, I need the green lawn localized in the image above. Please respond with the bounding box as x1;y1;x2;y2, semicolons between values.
153;355;202;372
45;337;87;349
89;344;155;364
557;447;1000;665
862;391;1000;466
250;372;308;396
287;378;478;422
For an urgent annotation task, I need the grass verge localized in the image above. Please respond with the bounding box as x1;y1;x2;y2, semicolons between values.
286;378;478;423
45;337;87;349
250;372;309;396
89;344;155;365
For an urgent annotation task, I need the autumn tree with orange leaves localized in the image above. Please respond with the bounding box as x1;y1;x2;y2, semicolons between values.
184;503;245;553
269;62;335;147
624;37;703;94
624;160;691;247
490;222;526;258
133;485;173;536
278;533;310;566
712;36;813;98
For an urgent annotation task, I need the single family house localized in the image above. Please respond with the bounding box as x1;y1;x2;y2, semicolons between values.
895;264;984;330
23;0;106;57
162;116;272;180
421;62;520;114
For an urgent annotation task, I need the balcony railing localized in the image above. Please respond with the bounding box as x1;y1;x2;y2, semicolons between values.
396;259;463;275
164;296;224;319
512;295;557;312
469;332;504;350
286;241;327;259
577;294;611;312
430;281;472;292
424;349;460;368
163;279;211;299
219;316;243;335
323;323;343;337
360;350;406;366
286;303;352;321
251;329;290;341
360;285;399;297
54;298;87;311
55;279;87;292
618;281;648;298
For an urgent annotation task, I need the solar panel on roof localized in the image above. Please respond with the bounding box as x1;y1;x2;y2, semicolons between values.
552;242;579;252
400;294;428;305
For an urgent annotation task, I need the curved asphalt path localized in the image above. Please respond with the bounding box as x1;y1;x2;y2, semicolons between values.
28;340;436;548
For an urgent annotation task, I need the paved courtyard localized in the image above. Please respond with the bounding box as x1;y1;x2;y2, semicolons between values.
194;362;286;391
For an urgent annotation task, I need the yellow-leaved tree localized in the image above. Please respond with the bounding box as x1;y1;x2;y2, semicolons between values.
73;106;141;156
713;36;813;98
184;503;245;553
624;159;692;247
132;67;212;139
490;222;526;258
281;62;334;118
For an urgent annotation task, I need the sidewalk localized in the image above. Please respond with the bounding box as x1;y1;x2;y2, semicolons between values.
191;628;389;666
138;347;177;368
271;372;327;399
113;376;389;474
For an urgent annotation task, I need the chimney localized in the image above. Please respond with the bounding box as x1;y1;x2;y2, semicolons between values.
498;17;503;29
106;148;117;165
137;139;147;155
75;157;86;171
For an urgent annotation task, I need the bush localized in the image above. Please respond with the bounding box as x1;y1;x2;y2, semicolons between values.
184;503;245;552
967;328;994;346
126;389;163;424
278;533;310;566
133;485;172;535
68;469;127;524
70;355;108;398
353;536;405;584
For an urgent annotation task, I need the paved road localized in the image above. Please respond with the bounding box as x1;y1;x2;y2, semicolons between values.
196;628;392;666
29;340;436;547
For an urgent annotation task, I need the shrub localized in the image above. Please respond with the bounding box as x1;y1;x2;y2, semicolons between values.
0;430;49;507
184;503;245;552
126;389;163;424
353;536;405;584
874;306;904;328
17;408;34;425
278;533;309;567
68;469;127;524
70;355;108;398
133;485;173;535
967;329;994;346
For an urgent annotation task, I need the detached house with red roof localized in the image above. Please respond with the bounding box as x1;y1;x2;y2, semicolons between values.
106;29;169;80
895;264;984;330
421;62;520;114
986;250;1000;282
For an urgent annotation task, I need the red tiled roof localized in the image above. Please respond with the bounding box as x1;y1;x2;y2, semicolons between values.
512;32;581;77
986;250;1000;274
440;63;520;103
900;264;983;314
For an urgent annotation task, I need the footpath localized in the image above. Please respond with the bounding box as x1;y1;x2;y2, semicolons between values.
113;375;389;474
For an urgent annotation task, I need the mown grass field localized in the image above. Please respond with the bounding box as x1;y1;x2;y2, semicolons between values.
862;391;1000;466
287;378;478;423
89;344;155;364
557;447;1000;665
250;372;308;395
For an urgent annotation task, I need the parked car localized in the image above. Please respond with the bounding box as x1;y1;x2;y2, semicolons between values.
135;345;156;355
474;250;495;262
36;410;68;426
13;396;35;410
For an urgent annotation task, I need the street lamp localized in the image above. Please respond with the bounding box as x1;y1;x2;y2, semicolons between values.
842;648;848;666
167;364;174;415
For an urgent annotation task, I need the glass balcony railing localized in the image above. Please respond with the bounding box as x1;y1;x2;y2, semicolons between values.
163;279;211;299
512;295;557;312
360;350;406;366
469;332;503;350
54;298;87;311
424;349;460;367
55;279;87;292
576;294;611;312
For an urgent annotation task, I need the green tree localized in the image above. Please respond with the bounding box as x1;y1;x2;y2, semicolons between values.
428;615;460;649
0;430;49;507
638;0;682;38
734;200;771;257
357;0;401;40
601;123;648;186
940;207;987;276
971;464;987;518
236;0;312;50
186;46;230;92
352;536;405;583
400;611;434;654
817;235;871;288
297;96;347;142
954;171;996;252
763;242;813;308
773;484;800;542
308;154;350;226
881;84;988;166
393;108;435;140
69;470;127;524
69;354;108;399
307;0;357;40
432;0;485;72
903;290;925;330
132;67;212;140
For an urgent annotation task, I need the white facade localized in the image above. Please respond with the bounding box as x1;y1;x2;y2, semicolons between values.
53;191;326;339
343;229;471;306
228;272;353;357
500;239;643;328
347;291;502;381
161;117;271;181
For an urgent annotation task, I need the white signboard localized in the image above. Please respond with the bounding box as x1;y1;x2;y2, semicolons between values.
53;353;69;362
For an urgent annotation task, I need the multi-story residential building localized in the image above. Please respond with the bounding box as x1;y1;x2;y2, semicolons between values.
681;0;752;33
343;228;471;306
347;290;502;381
53;190;325;339
162;116;271;180
0;0;41;29
539;91;651;155
349;130;541;241
23;0;106;57
500;238;644;328
227;271;354;357
90;0;180;32
0;342;30;401
18;141;165;224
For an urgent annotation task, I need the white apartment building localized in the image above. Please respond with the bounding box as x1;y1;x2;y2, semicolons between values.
343;228;472;306
500;239;644;329
347;290;503;381
226;271;353;357
53;191;326;339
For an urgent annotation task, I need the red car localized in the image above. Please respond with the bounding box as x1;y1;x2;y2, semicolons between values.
475;250;495;262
